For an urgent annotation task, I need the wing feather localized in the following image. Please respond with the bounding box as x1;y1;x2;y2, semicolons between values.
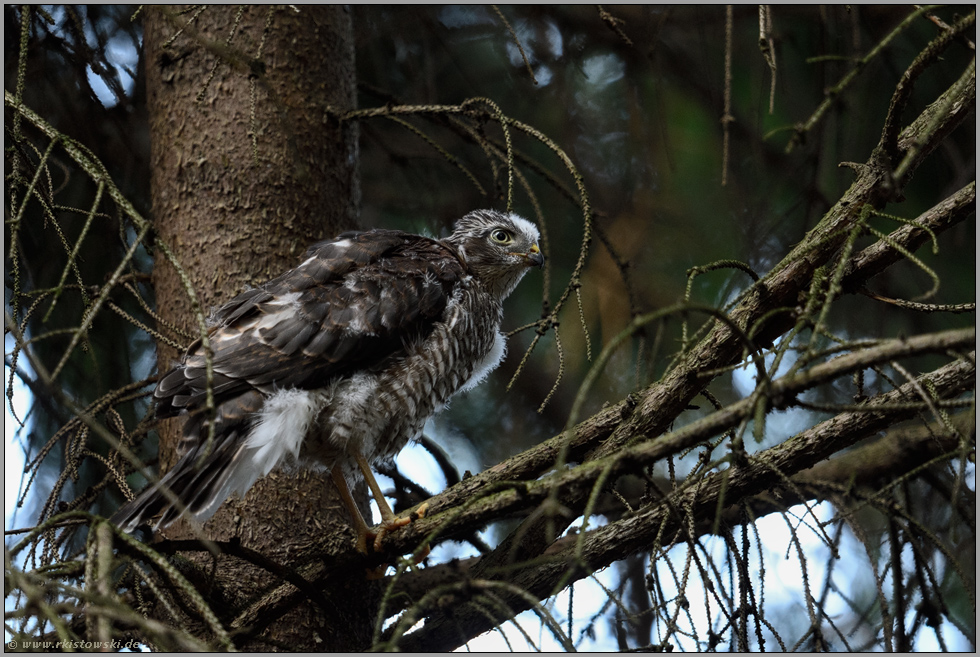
155;229;464;429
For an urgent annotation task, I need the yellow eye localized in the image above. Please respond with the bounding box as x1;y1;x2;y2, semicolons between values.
490;229;513;244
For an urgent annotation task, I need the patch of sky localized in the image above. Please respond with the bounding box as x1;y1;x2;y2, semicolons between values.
571;52;629;180
732;348;821;449
385;420;619;650
581;52;625;87
732;345;794;399
129;333;158;389
86;36;139;107
913;615;972;651
526;62;553;86
438;6;564;67
452;566;619;651
759;497;971;651
503;21;536;68
543;19;563;59
5;335;39;638
72;7;140;107
647;502;870;650
5;335;33;534
501;18;562;87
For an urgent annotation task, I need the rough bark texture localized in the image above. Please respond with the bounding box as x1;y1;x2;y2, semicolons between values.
144;6;369;650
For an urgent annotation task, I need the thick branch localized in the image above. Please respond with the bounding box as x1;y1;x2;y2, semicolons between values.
396;353;975;651
880;11;975;166
348;182;974;552
892;53;975;184
842;180;976;291
390;409;974;613
384;408;973;613
380;328;974;555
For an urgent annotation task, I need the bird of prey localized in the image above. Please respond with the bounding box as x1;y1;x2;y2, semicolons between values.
112;210;543;553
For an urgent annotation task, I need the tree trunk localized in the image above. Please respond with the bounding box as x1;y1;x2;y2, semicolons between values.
144;6;370;650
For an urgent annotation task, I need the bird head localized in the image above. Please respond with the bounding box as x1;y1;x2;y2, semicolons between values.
445;210;544;300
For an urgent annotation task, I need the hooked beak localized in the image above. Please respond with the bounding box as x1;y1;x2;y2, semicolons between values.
525;244;545;268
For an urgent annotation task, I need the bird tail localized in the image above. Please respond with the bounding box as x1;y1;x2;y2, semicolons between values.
112;391;269;533
111;435;247;532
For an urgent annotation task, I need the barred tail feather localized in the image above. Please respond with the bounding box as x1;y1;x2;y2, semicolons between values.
111;435;248;532
112;388;321;532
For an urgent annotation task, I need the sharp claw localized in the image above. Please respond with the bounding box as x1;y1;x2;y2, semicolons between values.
363;502;431;555
372;517;409;553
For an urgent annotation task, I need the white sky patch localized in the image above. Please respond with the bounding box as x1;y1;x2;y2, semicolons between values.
732;349;796;399
83;15;140;107
452;568;618;651
581;52;625;87
5;335;32;533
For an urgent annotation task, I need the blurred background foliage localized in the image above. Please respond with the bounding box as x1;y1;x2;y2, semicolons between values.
5;4;975;651
351;4;974;480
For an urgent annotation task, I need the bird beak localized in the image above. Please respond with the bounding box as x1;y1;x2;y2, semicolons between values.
525;244;545;267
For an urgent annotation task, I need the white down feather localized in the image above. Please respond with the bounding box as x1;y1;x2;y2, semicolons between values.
190;389;324;523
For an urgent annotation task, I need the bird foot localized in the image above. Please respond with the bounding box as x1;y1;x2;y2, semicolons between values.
355;503;430;568
374;502;429;553
358;505;431;579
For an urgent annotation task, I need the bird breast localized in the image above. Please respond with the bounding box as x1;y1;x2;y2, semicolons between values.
298;281;503;471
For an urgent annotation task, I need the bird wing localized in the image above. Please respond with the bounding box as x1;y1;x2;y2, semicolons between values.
154;229;464;422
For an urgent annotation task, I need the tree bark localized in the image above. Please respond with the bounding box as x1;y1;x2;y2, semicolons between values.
144;6;368;650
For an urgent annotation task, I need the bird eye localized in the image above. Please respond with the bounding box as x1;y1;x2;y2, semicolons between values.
490;229;513;244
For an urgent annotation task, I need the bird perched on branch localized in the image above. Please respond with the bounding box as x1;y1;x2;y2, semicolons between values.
112;210;543;553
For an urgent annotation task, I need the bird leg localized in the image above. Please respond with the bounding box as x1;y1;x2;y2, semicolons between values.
329;466;374;554
352;451;428;554
330;454;428;556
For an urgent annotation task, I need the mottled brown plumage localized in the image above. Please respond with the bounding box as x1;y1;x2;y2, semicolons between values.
113;210;542;549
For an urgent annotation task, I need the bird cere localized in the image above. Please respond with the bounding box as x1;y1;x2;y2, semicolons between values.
113;210;543;553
